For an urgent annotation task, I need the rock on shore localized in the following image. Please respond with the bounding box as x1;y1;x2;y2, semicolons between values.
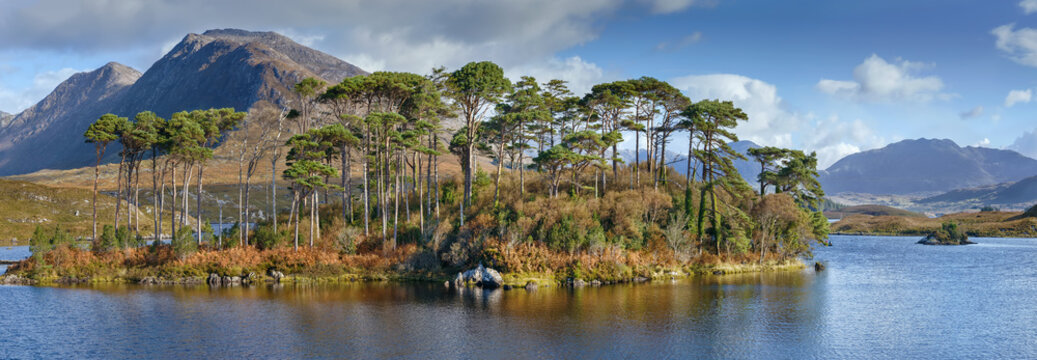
455;263;503;288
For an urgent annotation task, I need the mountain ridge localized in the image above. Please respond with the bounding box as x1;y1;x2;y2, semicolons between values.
820;138;1037;195
0;29;366;176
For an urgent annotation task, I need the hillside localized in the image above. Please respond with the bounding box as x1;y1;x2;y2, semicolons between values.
622;140;761;186
820;138;1037;195
919;175;1037;207
0;179;170;246
0;110;13;127
0;29;366;176
823;204;926;219
832;211;1037;238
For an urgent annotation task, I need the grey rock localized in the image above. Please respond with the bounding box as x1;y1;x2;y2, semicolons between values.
524;281;538;291
207;273;221;286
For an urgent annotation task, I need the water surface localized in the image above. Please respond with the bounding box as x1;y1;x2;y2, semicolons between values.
1;235;1036;359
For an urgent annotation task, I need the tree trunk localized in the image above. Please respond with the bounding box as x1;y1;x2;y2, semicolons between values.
244;175;252;247
115;152;125;229
494;144;505;208
171;165;178;238
92;146;103;242
271;156;278;233
152;149;159;241
291;191;299;251
346;144;354;223
197;165;204;245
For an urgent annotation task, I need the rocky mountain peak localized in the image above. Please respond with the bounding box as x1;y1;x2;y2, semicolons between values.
0;28;367;176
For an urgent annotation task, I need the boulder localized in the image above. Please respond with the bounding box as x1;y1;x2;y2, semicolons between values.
478;266;503;288
524;281;538;290
459;263;503;288
267;269;285;282
502;284;513;290
139;276;158;285
590;280;602;286
207;273;221;287
814;262;825;272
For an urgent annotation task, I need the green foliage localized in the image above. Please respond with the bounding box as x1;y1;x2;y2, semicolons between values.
254;223;287;250
924;221;970;245
171;226;197;258
93;225;117;252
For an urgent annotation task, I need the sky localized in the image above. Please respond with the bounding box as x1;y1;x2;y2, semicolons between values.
1;0;1036;168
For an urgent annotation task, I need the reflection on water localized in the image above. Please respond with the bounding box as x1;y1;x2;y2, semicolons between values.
2;236;1037;359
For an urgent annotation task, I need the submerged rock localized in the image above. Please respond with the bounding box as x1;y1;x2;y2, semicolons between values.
524;281;538;291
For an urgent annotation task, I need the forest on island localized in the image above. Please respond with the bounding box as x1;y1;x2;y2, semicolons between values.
17;61;829;282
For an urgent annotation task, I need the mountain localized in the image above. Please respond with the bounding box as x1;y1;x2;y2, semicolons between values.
819;138;1037;195
919;175;1037;207
0;29;366;176
0;110;13;127
617;140;761;186
0;62;141;174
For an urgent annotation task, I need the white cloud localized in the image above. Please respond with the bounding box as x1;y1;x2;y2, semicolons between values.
638;0;715;14
804;115;885;168
816;54;947;102
0;67;82;113
974;138;991;147
0;0;629;75
992;24;1037;68
1005;88;1033;107
672;74;802;148
507;56;607;96
1008;128;1037;158
959;106;983;119
1022;0;1037;14
656;31;703;51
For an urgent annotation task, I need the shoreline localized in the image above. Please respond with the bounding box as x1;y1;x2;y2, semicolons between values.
1;258;807;288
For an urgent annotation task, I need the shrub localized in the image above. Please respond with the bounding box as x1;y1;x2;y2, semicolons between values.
93;225;117;252
171;226;197;259
335;226;361;255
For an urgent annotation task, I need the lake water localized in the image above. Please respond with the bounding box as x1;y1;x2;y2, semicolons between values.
2;235;1036;359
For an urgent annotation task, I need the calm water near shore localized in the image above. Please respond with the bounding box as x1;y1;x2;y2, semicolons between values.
2;235;1036;359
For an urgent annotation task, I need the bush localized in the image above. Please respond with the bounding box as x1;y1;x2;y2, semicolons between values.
254;223;286;250
171;226;197;259
92;225;118;252
335;226;361;255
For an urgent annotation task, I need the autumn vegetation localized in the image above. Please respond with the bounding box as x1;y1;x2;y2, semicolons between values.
9;61;830;284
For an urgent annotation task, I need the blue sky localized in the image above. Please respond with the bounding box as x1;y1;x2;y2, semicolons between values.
1;0;1037;167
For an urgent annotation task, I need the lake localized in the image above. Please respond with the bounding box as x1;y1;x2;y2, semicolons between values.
2;235;1036;359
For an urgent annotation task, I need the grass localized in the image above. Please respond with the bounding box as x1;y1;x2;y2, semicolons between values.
832;210;1037;237
823;204;926;219
0;178;177;245
5;240;810;286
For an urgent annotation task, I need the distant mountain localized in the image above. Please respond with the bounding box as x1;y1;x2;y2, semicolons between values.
0;29;366;176
0;110;13;128
819;138;1037;195
617;140;761;186
919;175;1037;206
823;204;926;219
0;62;141;174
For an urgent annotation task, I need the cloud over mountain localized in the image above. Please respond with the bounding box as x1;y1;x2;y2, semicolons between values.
817;54;947;102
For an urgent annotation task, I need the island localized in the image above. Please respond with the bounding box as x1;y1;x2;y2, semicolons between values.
917;222;974;245
0;62;832;287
